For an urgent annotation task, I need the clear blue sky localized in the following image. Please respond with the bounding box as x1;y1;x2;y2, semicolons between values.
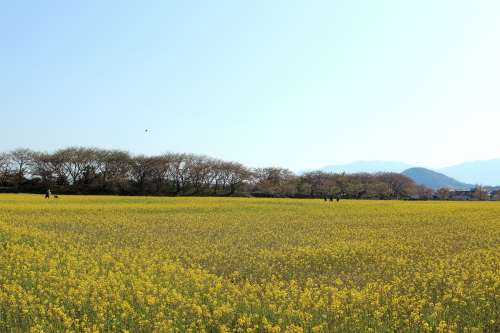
1;1;499;172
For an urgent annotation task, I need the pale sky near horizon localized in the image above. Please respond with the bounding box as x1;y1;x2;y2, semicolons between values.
1;1;499;172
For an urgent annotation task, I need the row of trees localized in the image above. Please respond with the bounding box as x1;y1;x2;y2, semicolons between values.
0;147;449;200
435;186;494;201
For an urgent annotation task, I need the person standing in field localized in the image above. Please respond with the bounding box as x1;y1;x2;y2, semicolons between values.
45;189;51;198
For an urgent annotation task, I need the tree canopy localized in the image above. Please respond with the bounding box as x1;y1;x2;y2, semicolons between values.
1;146;422;199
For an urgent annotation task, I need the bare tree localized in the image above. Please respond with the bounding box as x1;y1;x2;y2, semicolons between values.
149;153;174;193
80;148;100;186
0;152;14;186
47;151;71;185
348;173;388;199
30;152;55;186
219;161;252;195
202;157;223;194
415;184;435;200
254;167;297;197
299;170;331;197
130;154;157;192
95;149;133;191
343;173;373;199
53;147;98;186
473;185;489;201
333;172;349;197
370;181;391;200
342;173;373;199
437;187;451;200
168;153;192;194
278;177;300;197
9;148;34;188
375;172;416;200
316;173;337;198
185;155;216;194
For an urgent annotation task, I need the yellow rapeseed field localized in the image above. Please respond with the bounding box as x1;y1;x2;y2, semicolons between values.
1;194;500;332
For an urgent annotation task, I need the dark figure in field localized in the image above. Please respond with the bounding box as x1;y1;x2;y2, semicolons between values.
45;189;51;198
329;196;333;201
336;195;340;202
324;196;327;201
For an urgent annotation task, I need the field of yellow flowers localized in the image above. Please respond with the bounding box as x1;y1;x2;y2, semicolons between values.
1;194;500;332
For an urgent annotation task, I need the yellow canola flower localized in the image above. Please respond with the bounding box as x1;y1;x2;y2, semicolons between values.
1;194;500;332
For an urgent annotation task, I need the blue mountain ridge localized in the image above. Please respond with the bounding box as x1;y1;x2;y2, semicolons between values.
297;159;500;187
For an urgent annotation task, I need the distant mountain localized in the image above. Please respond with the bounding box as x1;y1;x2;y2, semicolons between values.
298;159;500;186
401;167;474;190
298;161;415;175
434;159;500;186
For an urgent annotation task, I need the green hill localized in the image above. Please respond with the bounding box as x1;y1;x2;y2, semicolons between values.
401;167;473;190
